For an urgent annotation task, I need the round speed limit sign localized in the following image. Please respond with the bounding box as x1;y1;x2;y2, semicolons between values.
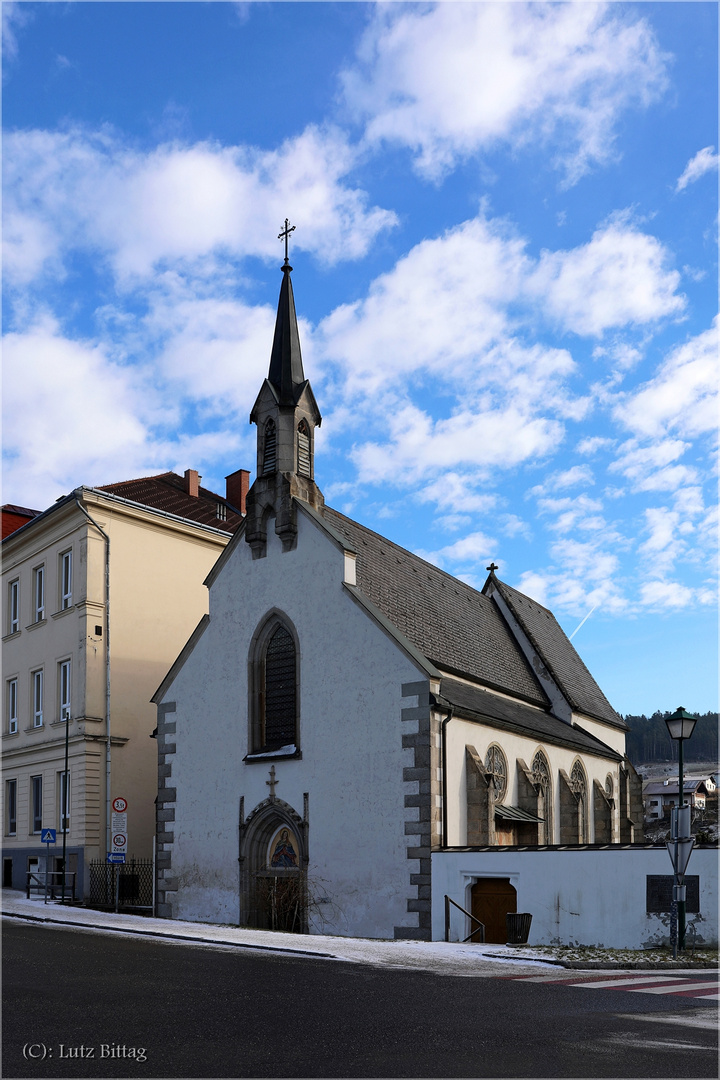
112;797;128;813
112;833;127;848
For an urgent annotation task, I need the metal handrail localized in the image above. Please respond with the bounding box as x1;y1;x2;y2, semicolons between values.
26;871;76;901
444;894;485;943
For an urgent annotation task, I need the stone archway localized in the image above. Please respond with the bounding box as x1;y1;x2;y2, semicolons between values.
239;798;307;933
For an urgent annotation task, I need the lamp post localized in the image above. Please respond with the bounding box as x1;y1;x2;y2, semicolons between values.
664;707;698;954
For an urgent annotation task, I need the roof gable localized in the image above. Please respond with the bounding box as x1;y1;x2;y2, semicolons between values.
486;577;625;730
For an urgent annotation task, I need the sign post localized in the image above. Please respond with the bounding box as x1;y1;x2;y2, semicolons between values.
109;798;128;912
40;829;56;904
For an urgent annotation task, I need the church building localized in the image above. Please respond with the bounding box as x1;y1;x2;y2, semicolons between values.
152;243;643;942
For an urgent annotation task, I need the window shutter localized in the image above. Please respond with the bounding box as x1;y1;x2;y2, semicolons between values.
263;421;277;475
264;625;296;748
297;422;311;477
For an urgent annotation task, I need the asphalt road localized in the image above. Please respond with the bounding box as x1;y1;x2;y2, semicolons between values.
3;921;717;1079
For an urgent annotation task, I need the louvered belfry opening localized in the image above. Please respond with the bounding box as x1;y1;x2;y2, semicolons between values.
263;419;277;475
264;625;296;748
297;420;311;477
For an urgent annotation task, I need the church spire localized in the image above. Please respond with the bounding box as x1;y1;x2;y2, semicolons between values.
267;259;306;407
245;222;324;557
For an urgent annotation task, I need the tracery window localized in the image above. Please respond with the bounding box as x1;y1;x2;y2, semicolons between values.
250;616;298;754
263;419;277;475
570;760;588;843
605;774;614;799
484;745;507;801
297;420;311;478
532;750;552;844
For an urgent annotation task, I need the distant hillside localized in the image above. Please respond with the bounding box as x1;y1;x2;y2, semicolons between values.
624;710;718;766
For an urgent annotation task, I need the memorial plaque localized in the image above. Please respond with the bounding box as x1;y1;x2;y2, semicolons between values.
646;875;700;913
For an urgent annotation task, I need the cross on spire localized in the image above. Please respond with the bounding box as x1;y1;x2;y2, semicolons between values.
486;562;499;573
278;218;296;265
266;764;279;799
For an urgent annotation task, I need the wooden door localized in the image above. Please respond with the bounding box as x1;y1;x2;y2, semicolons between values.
471;878;517;944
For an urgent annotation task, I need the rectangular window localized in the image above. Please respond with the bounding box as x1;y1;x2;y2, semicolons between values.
6;779;17;835
31;775;43;833
8;579;19;634
60;551;72;609
59;771;70;834
32;669;43;727
33;566;45;622
7;678;18;734
59;660;71;721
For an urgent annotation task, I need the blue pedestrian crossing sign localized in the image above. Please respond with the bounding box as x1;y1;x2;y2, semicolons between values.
41;828;57;843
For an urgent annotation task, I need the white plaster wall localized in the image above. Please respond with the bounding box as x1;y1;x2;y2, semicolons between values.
161;509;427;936
432;847;718;948
446;716;620;845
572;713;627;757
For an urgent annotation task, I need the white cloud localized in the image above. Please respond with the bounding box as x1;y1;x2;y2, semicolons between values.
639;580;695;609
610;439;697;493
1;311;255;509
2;316;153;506
529;465;595;497
529;219;685;336
417;529;497;572
613;319;718;440
2;125;397;286
675;146;719;193
2;2;32;65
577;436;615;456
352;402;565;486
343;3;668;184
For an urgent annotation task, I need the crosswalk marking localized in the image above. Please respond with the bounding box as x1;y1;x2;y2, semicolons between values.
506;972;719;1000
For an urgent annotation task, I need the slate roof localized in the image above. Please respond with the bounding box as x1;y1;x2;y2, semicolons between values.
436;677;621;761
644;780;707;796
489;577;625;730
323;508;549;708
98;473;243;534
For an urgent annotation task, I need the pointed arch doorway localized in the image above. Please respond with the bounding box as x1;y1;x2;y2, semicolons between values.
239;798;307;933
471;878;517;944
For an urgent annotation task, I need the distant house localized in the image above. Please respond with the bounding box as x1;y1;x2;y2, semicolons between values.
643;778;710;821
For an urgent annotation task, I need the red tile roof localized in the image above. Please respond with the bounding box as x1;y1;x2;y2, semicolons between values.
1;505;42;540
97;473;244;534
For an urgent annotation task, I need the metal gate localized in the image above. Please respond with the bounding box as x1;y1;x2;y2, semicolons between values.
89;858;153;911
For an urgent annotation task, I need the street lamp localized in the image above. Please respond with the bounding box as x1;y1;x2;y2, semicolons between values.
664;707;698;955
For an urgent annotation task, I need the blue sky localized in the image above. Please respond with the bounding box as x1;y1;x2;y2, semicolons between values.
3;2;717;717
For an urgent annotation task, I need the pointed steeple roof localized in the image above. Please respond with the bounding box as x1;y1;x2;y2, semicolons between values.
268;263;306;407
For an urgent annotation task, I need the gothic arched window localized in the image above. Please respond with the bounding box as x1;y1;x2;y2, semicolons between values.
263;419;277;476
532;750;552;844
570;760;588;843
297;420;311;478
485;745;507;802
249;616;298;754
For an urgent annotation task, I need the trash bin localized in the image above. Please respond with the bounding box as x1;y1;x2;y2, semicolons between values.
506;912;532;945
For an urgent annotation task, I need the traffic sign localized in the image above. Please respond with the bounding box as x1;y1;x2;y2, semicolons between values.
107;852;126;864
112;832;127;849
112;797;128;813
40;828;57;843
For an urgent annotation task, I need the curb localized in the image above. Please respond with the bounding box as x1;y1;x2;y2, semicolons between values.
2;911;338;960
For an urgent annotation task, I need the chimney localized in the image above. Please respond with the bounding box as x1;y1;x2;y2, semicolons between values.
184;469;200;498
226;469;250;516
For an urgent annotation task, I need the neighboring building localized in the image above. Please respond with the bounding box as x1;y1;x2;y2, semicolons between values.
2;505;42;540
151;258;644;943
2;469;248;896
643;778;710;821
